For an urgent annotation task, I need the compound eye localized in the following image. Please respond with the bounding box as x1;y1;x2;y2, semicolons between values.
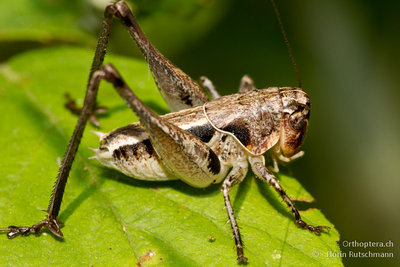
289;109;309;130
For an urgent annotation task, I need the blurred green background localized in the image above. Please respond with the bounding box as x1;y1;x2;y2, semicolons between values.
1;0;399;266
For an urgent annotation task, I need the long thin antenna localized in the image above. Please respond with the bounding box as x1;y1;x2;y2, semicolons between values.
270;0;302;88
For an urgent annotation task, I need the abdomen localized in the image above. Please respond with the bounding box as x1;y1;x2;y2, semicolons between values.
91;106;247;183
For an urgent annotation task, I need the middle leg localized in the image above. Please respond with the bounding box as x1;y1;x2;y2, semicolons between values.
221;163;249;264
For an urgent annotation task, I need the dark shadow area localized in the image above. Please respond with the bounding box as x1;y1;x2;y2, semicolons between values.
98;166;222;198
58;177;104;223
0;41;43;62
255;173;293;222
232;172;252;217
20;98;69;157
0;41;90;62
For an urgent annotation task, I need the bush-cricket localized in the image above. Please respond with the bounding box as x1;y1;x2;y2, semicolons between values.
0;0;330;263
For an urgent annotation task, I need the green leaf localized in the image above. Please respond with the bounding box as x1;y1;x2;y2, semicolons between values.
0;0;94;45
0;0;229;58
0;47;342;266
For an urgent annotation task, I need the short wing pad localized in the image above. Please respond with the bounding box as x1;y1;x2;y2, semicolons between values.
204;88;282;155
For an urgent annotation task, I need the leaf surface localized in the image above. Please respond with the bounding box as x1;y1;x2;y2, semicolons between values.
0;0;229;57
0;0;93;44
0;47;342;266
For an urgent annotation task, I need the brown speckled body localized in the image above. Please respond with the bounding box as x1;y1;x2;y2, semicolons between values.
93;86;310;188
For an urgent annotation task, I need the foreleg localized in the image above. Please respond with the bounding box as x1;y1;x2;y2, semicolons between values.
249;156;329;234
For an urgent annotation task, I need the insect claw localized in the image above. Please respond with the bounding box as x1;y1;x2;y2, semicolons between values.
47;223;63;238
237;255;248;264
7;226;27;238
